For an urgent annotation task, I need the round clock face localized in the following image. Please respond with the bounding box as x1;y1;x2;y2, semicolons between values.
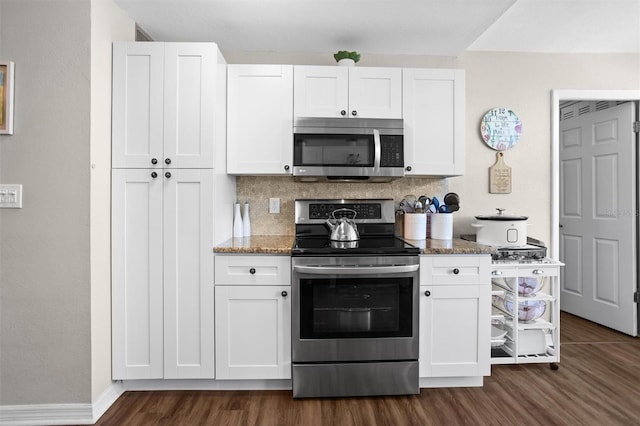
480;108;522;151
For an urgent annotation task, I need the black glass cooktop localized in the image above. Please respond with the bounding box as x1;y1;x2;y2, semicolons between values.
291;236;419;256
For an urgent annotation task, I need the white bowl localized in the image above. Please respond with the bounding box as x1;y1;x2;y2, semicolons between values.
504;297;546;322
518;277;544;296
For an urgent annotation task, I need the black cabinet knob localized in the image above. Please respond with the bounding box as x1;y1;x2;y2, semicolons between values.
165;172;171;178
406;166;412;172
424;290;431;297
281;290;288;297
151;158;158;165
340;110;346;116
165;158;171;165
151;171;158;179
249;267;256;274
284;165;290;171
351;110;357;116
453;268;460;275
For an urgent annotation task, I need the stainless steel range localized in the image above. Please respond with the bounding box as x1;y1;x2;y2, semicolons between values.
291;199;420;398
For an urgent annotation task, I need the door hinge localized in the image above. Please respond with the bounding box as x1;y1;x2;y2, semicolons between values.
635;291;640;303
633;121;640;133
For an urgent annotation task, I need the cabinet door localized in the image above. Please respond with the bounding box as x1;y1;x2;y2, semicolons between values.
403;68;465;176
163;44;217;169
112;42;164;169
419;284;490;378
294;65;349;118
163;169;215;378
215;285;291;379
112;169;164;379
227;65;294;174
348;67;402;119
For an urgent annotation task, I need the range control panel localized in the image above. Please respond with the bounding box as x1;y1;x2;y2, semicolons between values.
294;199;396;224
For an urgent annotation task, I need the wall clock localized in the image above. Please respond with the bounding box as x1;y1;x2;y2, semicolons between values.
480;107;522;151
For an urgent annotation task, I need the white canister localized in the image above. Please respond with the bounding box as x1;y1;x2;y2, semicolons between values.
404;213;427;240
430;213;453;240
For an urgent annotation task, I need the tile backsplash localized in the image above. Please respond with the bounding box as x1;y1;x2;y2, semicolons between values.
236;176;448;235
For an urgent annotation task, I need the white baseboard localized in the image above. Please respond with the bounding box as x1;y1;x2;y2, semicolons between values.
121;378;292;391
0;382;124;426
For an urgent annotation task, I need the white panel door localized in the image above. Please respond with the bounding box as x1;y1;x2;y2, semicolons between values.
402;68;465;176
163;169;215;378
559;102;637;336
348;67;402;119
215;285;291;379
419;284;489;378
227;64;294;174
112;169;164;379
294;66;349;118
163;44;217;169
112;43;164;169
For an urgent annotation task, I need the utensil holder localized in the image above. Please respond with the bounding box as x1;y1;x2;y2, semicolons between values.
430;213;453;240
404;213;427;240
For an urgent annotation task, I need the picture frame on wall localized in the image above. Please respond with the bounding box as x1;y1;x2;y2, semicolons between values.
0;61;15;135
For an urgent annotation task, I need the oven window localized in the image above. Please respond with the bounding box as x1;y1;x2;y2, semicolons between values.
299;277;413;339
294;134;374;167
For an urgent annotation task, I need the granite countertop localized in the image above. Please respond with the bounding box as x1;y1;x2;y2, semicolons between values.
214;235;496;255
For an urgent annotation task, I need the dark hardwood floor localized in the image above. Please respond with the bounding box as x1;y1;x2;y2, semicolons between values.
95;312;640;425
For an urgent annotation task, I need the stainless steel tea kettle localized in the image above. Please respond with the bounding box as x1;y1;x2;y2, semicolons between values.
326;208;360;242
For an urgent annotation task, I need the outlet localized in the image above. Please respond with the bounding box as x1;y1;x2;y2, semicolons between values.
0;184;22;208
269;198;280;214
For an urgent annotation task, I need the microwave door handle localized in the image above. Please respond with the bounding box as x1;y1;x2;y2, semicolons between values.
293;264;419;275
373;129;381;170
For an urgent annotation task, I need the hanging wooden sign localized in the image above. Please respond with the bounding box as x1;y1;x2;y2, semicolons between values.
489;152;512;193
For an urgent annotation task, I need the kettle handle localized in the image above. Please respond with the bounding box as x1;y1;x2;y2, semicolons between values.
331;208;357;220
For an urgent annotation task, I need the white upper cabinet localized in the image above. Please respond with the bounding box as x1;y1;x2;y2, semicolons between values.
402;68;465;176
294;66;402;119
112;42;223;169
227;64;294;175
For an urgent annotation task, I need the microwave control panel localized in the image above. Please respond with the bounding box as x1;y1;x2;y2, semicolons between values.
380;136;404;167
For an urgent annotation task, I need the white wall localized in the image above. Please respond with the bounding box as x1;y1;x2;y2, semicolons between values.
90;0;134;402
0;0;92;404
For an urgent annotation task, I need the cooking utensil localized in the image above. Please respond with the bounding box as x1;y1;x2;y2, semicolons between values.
443;192;460;206
472;208;529;247
325;208;360;242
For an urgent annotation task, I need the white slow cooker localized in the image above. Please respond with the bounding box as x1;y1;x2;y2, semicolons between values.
472;208;529;247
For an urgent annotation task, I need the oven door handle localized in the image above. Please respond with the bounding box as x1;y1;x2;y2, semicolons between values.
293;264;419;275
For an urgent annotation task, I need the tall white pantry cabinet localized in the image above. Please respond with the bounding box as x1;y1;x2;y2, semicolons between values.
111;42;233;380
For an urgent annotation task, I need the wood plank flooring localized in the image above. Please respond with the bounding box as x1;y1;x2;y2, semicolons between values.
95;312;640;426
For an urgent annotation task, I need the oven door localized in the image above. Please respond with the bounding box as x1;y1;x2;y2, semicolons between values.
292;255;419;363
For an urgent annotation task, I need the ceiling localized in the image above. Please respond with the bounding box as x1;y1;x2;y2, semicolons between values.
114;0;640;57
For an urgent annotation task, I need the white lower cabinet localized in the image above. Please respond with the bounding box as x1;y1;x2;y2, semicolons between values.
214;255;292;380
419;255;491;380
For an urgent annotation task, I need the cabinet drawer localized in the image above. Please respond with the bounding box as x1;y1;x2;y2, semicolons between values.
215;255;291;285
421;255;490;286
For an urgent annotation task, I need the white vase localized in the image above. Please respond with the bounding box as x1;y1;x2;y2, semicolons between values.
242;202;251;237
233;202;243;238
337;58;355;67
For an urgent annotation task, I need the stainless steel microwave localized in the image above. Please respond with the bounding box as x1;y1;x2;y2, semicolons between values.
293;117;405;182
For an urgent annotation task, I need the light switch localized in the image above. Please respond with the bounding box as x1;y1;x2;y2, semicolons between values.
0;184;22;208
269;198;280;214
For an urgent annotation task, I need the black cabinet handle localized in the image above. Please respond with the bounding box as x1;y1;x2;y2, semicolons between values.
249;267;256;275
151;171;158;179
284;165;290;171
351;110;357;116
340;110;347;116
165;172;171;178
165;158;171;165
151;158;158;165
424;290;431;297
453;268;460;275
406;166;412;172
281;290;288;297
